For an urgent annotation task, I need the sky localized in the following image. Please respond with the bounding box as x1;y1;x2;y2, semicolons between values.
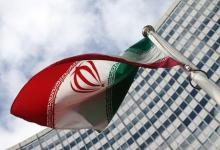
0;0;175;149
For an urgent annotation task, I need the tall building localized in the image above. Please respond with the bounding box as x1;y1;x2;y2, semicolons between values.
8;0;220;149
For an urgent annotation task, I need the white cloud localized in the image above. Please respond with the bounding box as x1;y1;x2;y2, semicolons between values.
0;0;98;64
98;0;174;50
99;0;150;47
0;118;45;149
0;0;174;149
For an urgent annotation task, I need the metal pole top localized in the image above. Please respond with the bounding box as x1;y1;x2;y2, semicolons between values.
142;25;155;37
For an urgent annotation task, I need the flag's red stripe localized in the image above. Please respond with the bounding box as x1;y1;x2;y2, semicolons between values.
10;61;73;126
52;53;182;69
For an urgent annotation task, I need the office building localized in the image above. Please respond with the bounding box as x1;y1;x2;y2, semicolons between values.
8;0;220;149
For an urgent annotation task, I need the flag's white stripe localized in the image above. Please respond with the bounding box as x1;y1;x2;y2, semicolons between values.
148;32;196;68
53;60;115;129
123;46;168;64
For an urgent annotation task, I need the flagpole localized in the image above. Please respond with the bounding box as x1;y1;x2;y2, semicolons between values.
142;25;196;69
142;25;220;105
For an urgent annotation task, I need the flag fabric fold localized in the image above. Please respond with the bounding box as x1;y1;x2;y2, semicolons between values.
11;37;181;131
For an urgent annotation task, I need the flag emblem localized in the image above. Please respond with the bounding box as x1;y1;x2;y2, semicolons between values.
70;60;104;93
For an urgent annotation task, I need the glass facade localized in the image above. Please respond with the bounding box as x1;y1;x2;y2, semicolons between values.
8;0;220;149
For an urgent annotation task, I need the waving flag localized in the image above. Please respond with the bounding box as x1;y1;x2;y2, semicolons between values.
11;37;181;131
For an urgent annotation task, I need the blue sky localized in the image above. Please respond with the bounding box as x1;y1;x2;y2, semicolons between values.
0;0;174;148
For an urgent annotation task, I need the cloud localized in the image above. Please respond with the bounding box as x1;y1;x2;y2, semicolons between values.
0;0;174;148
0;118;45;149
98;0;174;50
0;0;97;64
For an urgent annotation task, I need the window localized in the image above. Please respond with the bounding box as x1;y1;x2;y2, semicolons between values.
180;141;189;149
183;118;191;126
168;79;175;86
189;111;197;120
211;63;218;71
144;122;151;129
164;120;171;128
200;98;207;107
149;102;154;109
103;143;110;149
198;122;206;130
146;137;153;145
204;115;212;124
155;111;163;118
178;124;185;132
180;102;187;109
170;114;177;122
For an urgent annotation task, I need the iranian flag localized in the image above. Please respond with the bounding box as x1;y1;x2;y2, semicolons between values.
11;37;181;131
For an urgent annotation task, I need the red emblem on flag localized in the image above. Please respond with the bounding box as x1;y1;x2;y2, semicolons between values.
70;60;104;93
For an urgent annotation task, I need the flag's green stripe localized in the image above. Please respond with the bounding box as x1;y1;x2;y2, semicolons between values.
106;63;138;122
106;37;153;122
126;37;154;54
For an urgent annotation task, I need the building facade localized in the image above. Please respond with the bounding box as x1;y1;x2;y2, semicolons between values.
8;0;220;149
